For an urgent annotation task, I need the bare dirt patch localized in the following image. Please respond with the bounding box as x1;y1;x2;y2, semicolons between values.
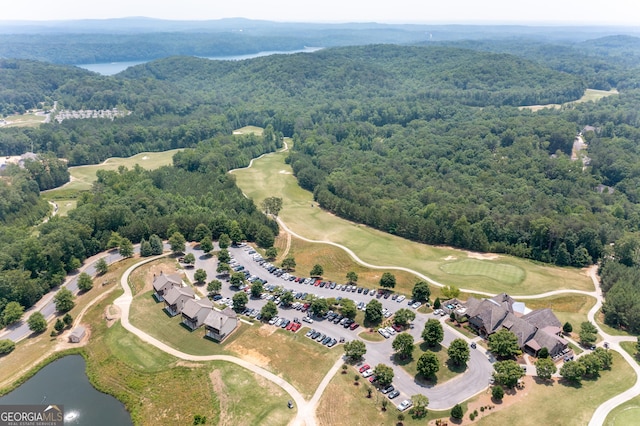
278;170;292;174
466;251;499;260
55;325;91;351
225;342;271;368
104;304;121;328
210;370;232;426
130;259;182;295
444;255;457;261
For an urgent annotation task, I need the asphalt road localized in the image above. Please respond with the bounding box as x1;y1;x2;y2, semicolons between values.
0;249;128;342
182;243;494;409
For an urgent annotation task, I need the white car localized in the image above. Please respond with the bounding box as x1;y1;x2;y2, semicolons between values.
302;316;314;324
397;399;413;411
384;311;393;318
396;295;406;303
411;302;421;309
362;369;374;378
378;329;390;339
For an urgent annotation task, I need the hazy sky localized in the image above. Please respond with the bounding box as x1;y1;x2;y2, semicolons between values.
2;0;639;25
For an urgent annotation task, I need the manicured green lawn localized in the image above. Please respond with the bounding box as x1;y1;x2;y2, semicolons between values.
524;294;595;334
233;125;264;135
476;351;635;426
397;342;466;385
620;341;639;363
212;360;293;426
129;290;234;356
605;396;640;426
232;143;594;296
65;149;182;191
440;259;525;285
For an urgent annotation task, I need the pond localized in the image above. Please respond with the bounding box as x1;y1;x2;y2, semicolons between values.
0;355;132;425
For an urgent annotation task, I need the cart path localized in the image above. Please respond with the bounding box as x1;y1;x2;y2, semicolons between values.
114;255;315;426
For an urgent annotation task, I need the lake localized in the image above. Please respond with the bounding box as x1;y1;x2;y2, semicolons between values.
77;46;323;75
0;355;132;425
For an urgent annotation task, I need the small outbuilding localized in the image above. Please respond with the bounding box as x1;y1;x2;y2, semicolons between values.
69;326;86;343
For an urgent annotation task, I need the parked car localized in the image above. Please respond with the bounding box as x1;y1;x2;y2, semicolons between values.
302;316;314;324
396;295;406;303
350;322;360;330
327;338;337;348
362;369;374;378
359;364;371;373
387;390;400;399
411;302;421;309
397;399;413;411
381;385;394;394
306;329;316;337
470;342;477;349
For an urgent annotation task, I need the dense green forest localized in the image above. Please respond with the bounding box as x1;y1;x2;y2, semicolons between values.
1;38;640;331
0;130;279;324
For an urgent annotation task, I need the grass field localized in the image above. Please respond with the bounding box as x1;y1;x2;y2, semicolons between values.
315;365;455;426
397;342;466;386
519;88;618;111
523;294;594;333
232;141;594;296
233;125;264;135
605;396;640;426
475;351;634;426
440;259;525;285
2;112;46;127
58;149;183;192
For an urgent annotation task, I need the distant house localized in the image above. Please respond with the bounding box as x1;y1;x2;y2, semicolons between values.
456;293;568;357
153;272;183;301
181;298;214;330
204;307;238;342
69;326;86;343
163;286;195;316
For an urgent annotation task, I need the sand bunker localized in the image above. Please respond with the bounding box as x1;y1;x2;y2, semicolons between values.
467;251;499;260
443;256;457;261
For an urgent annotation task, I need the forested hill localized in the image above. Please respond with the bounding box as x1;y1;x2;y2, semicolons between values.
121;45;586;108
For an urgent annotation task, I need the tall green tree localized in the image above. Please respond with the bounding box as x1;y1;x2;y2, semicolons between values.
218;233;231;249
364;299;383;325
493;360;524;388
393;308;416;326
421;319;444;347
281;255;296;271
560;360;586;383
379;272;396;289
149;234;164;255
27;311;47;333
232;291;248;312
579;321;598;346
2;301;24;326
207;280;222;295
140;238;153;257
199;235;213;253
95;257;108;275
392;333;415;359
53;288;75;313
77;272;93;291
0;339;15;355
194;268;207;283
535;357;557;380
193;223;211;242
416;351;439;378
346;271;358;284
373;364;394;387
228;220;244;245
488;329;521;358
169;232;186;254
343;339;367;361
119;237;134;258
310;264;324;277
447;338;471;366
261;300;278;321
411;281;430;302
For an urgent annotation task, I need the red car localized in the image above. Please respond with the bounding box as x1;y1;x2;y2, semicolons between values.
369;376;377;383
350;322;360;330
286;322;294;331
291;323;301;332
314;280;321;286
359;364;371;373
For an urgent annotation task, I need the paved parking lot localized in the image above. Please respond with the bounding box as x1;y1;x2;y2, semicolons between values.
183;243;494;409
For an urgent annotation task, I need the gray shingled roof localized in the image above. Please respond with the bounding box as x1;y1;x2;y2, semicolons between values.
204;308;235;329
163;286;195;305
152;273;182;292
521;308;561;329
182;298;213;319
